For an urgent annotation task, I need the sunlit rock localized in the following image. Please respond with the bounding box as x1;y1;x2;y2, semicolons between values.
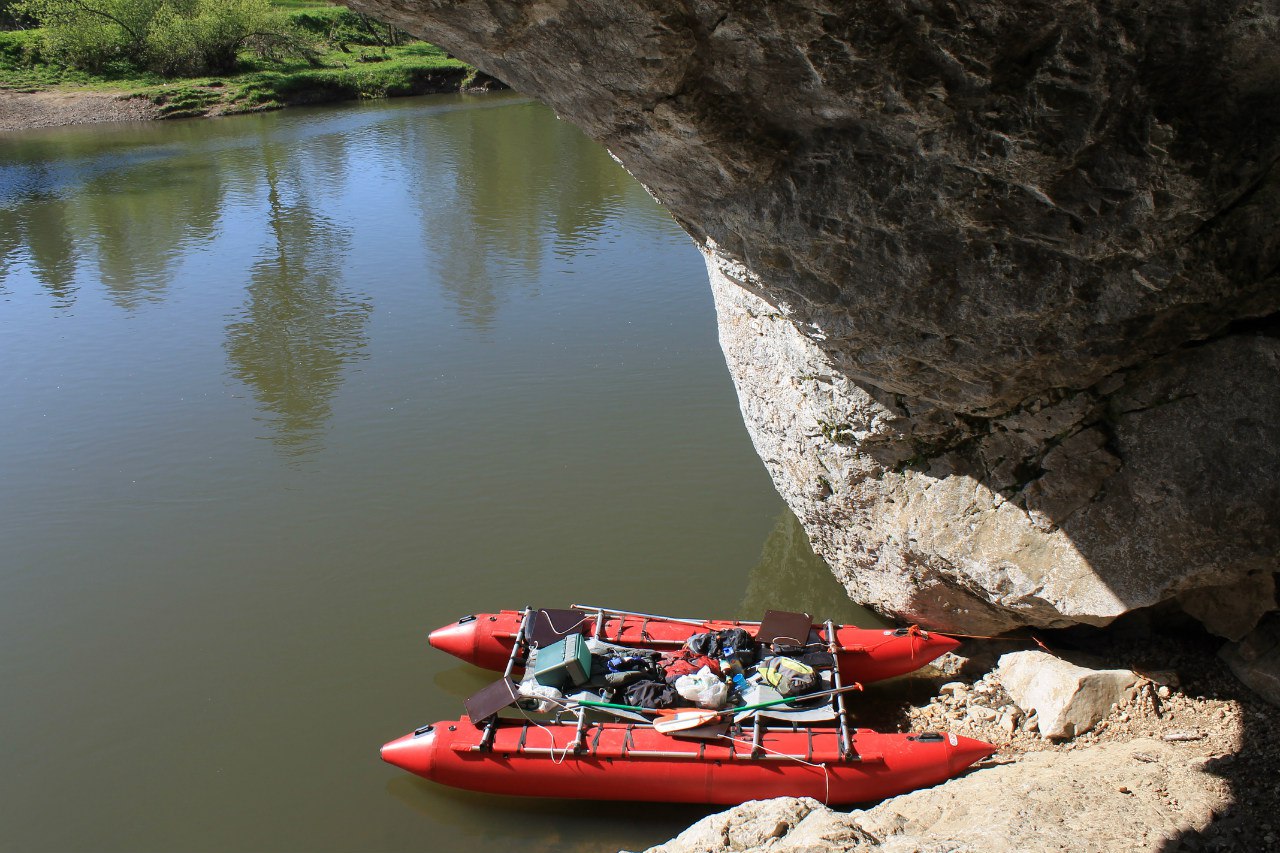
344;0;1280;633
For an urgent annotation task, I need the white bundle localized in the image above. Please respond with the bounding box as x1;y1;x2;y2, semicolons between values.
517;680;564;713
673;665;729;709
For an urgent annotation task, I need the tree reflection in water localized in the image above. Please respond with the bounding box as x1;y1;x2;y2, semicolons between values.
224;156;370;459
740;509;880;626
403;98;637;331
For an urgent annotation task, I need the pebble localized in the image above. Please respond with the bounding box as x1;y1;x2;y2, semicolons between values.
939;682;968;696
1163;730;1205;742
968;705;998;723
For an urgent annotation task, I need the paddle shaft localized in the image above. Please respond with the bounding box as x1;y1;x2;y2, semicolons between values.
573;699;660;715
575;682;862;717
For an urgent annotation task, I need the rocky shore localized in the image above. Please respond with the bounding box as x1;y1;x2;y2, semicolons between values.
639;625;1280;852
0;90;160;132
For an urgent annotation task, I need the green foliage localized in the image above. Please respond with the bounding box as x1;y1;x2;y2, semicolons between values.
0;28;42;66
15;0;318;75
16;0;160;70
1;0;37;29
143;81;220;116
0;0;477;110
288;7;410;49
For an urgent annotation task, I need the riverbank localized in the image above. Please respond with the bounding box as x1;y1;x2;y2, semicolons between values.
0;66;506;133
643;626;1280;852
0;3;506;133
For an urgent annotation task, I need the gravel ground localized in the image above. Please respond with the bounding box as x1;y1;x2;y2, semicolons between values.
876;627;1280;852
0;90;160;133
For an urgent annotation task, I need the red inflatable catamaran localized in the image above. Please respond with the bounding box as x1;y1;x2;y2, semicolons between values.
381;716;995;805
427;603;961;685
383;605;993;804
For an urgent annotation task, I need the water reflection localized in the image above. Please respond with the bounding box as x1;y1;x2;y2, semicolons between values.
87;158;223;309
406;98;640;329
0;96;779;853
0;131;224;309
740;510;881;626
224;154;369;458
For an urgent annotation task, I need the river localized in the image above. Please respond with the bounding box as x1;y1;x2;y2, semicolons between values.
0;93;872;852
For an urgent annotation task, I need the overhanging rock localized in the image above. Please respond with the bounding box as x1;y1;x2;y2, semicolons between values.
345;0;1280;633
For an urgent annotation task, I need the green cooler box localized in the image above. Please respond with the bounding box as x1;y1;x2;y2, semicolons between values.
531;635;592;688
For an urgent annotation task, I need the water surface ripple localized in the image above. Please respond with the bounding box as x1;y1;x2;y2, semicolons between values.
0;94;868;852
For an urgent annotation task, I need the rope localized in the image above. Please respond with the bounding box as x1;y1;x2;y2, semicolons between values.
512;702;576;765
935;631;1053;652
718;733;832;805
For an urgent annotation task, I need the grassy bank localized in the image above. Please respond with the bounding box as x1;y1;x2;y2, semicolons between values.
0;2;488;119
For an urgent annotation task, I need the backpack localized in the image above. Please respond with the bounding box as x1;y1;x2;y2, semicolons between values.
758;656;818;697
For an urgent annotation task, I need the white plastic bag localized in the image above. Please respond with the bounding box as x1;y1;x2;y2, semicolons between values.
673;666;729;709
517;680;564;713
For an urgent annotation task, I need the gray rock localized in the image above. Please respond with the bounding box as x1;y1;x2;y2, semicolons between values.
1220;612;1280;707
642;739;1228;852
347;0;1280;634
997;651;1139;739
641;797;874;853
1178;571;1277;641
855;739;1229;853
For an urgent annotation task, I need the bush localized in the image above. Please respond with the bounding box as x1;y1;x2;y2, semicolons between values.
17;0;317;76
0;28;44;68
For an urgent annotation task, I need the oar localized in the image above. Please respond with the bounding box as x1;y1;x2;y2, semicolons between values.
558;698;653;723
652;683;863;734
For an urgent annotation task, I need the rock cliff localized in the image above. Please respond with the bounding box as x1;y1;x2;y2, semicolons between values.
344;0;1280;634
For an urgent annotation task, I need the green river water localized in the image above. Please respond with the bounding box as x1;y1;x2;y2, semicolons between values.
0;93;873;852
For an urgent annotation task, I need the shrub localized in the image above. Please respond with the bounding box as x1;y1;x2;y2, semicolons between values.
17;0;317;76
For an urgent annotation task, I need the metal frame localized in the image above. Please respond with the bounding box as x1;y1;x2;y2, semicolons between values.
825;619;854;760
480;606;535;751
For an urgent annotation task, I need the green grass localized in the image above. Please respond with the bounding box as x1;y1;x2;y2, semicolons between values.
137;43;470;117
0;3;478;114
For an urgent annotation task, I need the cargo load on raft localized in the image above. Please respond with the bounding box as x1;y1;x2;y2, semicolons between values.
381;604;995;805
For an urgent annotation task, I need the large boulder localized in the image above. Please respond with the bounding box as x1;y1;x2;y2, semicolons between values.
996;650;1139;739
345;0;1280;633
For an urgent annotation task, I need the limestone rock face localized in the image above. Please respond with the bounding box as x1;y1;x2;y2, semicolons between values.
996;650;1139;739
345;0;1280;632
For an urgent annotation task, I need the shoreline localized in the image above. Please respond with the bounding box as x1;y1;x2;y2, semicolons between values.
0;70;506;133
644;628;1280;852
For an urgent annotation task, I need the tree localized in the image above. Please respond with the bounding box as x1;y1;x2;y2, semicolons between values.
17;0;315;75
17;0;161;69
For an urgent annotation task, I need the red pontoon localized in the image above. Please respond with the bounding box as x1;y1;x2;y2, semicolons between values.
385;605;992;803
428;604;961;685
382;716;995;805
